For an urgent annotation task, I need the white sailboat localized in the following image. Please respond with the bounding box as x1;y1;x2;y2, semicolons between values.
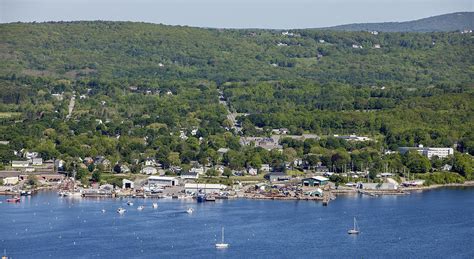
348;217;359;235
215;227;229;249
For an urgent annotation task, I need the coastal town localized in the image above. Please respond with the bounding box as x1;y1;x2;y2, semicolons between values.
1;135;470;207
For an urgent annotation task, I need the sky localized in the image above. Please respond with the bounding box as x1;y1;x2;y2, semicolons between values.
0;0;472;29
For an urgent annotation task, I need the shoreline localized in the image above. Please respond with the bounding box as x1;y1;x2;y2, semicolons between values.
2;182;473;201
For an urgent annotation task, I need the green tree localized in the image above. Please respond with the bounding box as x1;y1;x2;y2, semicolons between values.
26;175;38;187
223;168;232;178
404;151;431;174
91;171;102;183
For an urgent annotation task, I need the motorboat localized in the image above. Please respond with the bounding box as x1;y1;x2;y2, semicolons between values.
6;197;20;203
152;203;158;209
127;201;134;206
137;205;144;211
117;208;126;215
186;208;194;214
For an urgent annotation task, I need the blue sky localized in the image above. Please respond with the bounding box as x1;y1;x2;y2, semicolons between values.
1;0;472;28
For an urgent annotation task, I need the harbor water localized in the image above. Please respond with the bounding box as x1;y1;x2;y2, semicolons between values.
1;188;473;258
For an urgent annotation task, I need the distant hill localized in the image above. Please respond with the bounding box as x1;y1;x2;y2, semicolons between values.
325;12;474;32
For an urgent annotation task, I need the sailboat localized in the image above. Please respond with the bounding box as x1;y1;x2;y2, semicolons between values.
215;227;229;249
348;217;359;235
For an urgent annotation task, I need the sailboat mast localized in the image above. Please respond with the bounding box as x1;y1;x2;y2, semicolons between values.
222;227;225;243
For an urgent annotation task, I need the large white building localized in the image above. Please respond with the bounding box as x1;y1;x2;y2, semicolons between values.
399;145;454;159
147;176;179;187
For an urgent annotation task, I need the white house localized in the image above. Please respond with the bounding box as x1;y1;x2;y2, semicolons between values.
32;158;43;166
141;166;158;175
247;167;258;176
260;164;271;172
12;161;29;168
190;167;205;175
144;158;156;167
148;176;179;187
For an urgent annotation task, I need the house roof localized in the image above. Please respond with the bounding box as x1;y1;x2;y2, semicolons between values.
266;172;287;177
312;176;329;182
148;176;177;181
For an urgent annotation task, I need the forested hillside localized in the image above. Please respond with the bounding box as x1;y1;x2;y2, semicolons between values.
0;21;472;179
326;12;474;32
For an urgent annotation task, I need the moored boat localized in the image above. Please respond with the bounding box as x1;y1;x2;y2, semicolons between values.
6;197;20;203
348;217;360;235
117;207;126;214
152;203;158;209
196;193;206;203
186;208;194;214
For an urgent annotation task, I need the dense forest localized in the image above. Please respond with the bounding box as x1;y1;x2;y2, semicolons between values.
0;21;472;181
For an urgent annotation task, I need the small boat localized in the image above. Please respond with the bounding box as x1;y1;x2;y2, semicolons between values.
6;197;20;203
127;201;134;206
67;191;83;198
186;208;194;214
348;217;360;235
20;190;27;196
152;203;158;209
137;205;144;211
2;249;9;259
215;227;229;249
101;209;106;213
206;196;216;202
117;208;126;215
58;191;68;197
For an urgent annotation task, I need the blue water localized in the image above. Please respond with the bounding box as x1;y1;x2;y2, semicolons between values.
1;188;473;258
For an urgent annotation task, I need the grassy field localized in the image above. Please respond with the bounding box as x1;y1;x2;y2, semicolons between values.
0;112;21;119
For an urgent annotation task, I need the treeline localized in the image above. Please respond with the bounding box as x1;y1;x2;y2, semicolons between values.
0;21;472;180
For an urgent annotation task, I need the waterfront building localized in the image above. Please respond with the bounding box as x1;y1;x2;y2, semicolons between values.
264;172;290;182
358;183;398;190
147;176;179;187
184;183;227;194
122;179;134;189
302;176;329;187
